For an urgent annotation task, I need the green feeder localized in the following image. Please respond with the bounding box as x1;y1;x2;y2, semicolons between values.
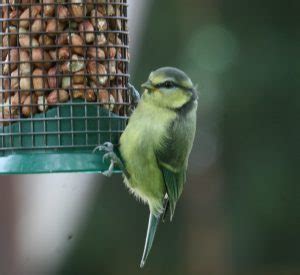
0;0;130;174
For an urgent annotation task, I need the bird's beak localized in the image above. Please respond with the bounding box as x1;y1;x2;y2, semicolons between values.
141;80;155;91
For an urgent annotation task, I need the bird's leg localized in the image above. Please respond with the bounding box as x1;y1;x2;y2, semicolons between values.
93;142;129;178
128;83;140;114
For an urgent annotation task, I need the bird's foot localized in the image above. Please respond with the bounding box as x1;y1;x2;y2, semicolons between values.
93;142;117;177
93;142;130;178
128;83;140;113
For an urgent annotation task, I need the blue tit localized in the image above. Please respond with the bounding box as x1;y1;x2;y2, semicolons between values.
95;67;198;267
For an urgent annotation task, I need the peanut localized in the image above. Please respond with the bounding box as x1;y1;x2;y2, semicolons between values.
47;89;69;105
33;68;49;95
22;94;37;117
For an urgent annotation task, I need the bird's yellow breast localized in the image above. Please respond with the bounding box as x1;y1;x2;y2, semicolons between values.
121;100;176;155
119;100;176;214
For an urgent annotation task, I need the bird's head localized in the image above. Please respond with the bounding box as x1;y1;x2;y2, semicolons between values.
141;67;197;110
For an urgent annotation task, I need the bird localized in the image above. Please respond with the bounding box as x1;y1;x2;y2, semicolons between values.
94;67;198;267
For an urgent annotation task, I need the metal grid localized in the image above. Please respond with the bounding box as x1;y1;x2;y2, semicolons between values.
0;0;129;155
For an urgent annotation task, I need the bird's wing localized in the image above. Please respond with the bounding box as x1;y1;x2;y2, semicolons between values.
155;118;192;220
159;165;186;220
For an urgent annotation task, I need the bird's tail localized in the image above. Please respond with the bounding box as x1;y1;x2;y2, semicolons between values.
140;212;160;268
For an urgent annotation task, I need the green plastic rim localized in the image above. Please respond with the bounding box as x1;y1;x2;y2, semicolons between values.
0;100;126;174
0;152;122;174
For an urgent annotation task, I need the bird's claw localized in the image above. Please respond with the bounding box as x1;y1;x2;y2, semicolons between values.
93;145;104;153
102;167;114;177
93;142;114;154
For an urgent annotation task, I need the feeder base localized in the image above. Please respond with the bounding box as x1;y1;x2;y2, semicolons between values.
0;152;122;174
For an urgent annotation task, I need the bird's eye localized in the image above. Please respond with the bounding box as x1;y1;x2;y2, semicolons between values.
163;81;175;89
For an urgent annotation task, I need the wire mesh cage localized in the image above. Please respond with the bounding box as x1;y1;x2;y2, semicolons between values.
0;0;130;174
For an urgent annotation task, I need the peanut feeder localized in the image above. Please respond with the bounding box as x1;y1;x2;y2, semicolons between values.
0;0;130;174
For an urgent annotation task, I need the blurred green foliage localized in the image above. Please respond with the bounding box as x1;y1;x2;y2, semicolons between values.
221;1;300;273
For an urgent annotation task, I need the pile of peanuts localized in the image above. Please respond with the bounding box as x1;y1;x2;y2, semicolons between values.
0;0;129;125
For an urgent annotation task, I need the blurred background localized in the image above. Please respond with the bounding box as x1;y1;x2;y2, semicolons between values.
1;0;300;274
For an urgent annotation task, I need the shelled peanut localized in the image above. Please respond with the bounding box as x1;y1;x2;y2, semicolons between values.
1;0;128;125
